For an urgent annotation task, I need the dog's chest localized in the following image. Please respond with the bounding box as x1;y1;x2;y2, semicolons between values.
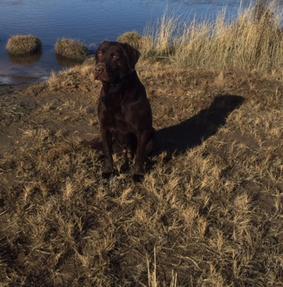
102;103;130;133
112;112;128;132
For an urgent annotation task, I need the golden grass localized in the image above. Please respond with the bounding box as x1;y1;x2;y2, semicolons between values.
6;35;42;56
55;38;89;61
117;31;143;49
0;1;282;286
0;58;282;286
139;1;283;73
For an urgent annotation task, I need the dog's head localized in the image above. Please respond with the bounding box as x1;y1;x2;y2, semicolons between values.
94;41;140;83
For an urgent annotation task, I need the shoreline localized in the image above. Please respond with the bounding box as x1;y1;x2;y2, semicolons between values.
0;2;282;87
0;82;14;95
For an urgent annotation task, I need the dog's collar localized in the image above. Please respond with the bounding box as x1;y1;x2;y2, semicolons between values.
101;69;137;106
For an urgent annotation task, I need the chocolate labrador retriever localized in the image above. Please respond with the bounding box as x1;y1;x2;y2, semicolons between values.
95;41;154;179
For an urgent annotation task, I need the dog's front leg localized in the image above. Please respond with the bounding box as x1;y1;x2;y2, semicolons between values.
133;130;152;180
101;128;114;177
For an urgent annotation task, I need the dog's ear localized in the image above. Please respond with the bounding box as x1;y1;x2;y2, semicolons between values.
95;41;110;62
121;43;141;69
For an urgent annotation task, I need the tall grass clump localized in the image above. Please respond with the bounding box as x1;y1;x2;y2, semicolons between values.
141;14;177;58
55;38;89;61
6;35;42;56
141;1;283;73
117;15;177;59
117;31;143;49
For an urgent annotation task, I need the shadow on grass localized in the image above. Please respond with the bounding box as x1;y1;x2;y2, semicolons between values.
153;95;245;158
86;95;245;171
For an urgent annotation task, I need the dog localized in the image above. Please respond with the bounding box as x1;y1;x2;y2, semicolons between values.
94;41;154;180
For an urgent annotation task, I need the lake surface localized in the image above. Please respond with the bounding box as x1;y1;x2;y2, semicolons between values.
0;0;255;85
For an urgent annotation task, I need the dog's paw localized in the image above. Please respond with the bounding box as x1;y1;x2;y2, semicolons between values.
102;165;115;178
102;171;114;179
132;168;145;182
120;161;130;174
132;173;144;182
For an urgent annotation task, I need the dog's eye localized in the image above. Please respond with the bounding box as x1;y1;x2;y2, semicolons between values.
112;54;120;60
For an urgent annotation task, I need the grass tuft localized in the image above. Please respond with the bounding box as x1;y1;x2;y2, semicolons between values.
140;1;283;73
55;38;89;61
117;31;143;49
6;35;42;56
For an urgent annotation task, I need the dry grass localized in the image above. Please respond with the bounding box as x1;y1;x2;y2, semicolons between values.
139;1;283;73
55;38;89;61
0;57;282;286
0;1;282;286
6;35;42;56
117;31;143;49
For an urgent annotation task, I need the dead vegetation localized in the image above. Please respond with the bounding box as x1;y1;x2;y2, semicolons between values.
55;38;89;61
136;1;283;73
117;31;143;50
0;58;282;286
0;1;282;286
6;35;42;56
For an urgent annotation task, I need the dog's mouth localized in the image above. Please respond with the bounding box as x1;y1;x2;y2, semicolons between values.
95;63;128;84
95;71;117;84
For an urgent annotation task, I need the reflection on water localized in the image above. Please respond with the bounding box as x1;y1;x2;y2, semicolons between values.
8;52;42;66
0;0;258;84
55;54;86;68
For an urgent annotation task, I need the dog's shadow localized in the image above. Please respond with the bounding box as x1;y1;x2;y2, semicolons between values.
152;95;245;158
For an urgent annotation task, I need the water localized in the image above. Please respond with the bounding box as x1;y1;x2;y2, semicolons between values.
0;0;254;85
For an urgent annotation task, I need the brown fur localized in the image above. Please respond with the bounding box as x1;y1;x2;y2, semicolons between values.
95;41;154;179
